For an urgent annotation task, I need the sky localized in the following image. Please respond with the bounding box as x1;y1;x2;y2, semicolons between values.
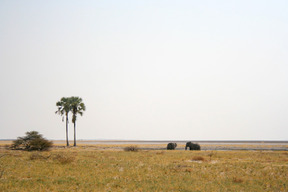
0;0;287;141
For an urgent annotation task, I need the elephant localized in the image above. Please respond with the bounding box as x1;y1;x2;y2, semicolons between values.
185;142;201;150
167;143;177;150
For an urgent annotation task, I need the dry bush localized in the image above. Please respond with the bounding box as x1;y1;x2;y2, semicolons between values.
192;156;205;161
53;153;75;164
233;177;244;183
124;145;139;152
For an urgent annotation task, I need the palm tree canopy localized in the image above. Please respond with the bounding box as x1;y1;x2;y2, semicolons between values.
55;97;71;121
70;96;86;123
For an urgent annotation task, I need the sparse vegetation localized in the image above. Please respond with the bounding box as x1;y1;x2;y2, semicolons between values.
29;152;49;160
52;153;75;164
0;144;287;191
0;155;5;179
10;131;52;151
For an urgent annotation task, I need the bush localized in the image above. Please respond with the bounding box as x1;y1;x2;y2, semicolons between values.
124;145;139;152
11;131;53;151
29;138;53;151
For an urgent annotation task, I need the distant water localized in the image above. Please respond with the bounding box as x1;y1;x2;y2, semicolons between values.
64;140;288;145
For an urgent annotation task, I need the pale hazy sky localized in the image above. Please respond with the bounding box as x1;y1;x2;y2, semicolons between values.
0;0;287;140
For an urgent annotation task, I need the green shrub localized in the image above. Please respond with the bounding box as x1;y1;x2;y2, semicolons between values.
29;138;53;151
11;131;53;151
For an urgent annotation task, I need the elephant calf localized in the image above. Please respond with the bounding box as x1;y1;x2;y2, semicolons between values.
167;143;177;150
185;142;201;150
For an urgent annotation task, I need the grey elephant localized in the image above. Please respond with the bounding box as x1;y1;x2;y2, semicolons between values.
167;143;177;150
185;142;201;150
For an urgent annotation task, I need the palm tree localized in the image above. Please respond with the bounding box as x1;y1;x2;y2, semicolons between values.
70;96;86;146
55;97;71;146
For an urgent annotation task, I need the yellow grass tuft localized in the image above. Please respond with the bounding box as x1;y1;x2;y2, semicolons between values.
52;153;75;164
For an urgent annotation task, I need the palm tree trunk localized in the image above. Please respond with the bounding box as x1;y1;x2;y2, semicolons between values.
66;115;69;146
73;121;76;146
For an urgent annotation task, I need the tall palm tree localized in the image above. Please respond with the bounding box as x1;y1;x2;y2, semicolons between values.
55;97;71;146
70;96;86;146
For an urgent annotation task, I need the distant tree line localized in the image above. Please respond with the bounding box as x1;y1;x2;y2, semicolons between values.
56;96;86;147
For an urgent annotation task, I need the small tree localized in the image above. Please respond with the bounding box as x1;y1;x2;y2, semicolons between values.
11;131;53;151
70;96;86;146
56;97;71;146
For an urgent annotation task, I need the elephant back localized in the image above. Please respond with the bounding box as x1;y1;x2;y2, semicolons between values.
185;142;201;150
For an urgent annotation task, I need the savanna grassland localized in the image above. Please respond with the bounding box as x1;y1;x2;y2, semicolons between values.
0;144;287;192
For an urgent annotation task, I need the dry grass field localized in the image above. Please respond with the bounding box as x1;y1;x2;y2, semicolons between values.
0;143;287;191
